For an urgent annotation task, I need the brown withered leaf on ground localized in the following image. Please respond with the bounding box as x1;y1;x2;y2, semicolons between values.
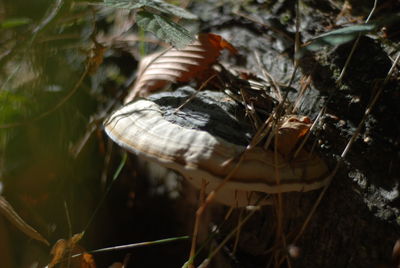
124;33;237;103
275;115;312;157
81;253;96;268
47;232;96;268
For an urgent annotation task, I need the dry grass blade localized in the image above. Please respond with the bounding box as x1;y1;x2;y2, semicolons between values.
0;195;49;246
125;33;237;102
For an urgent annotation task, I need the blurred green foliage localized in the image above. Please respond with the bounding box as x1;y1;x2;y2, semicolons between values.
0;0;95;174
0;2;104;266
0;0;197;266
100;0;197;48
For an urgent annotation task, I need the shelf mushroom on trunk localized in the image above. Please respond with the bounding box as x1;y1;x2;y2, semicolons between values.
104;87;330;206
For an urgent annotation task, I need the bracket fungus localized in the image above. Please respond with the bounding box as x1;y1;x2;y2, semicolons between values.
104;87;330;206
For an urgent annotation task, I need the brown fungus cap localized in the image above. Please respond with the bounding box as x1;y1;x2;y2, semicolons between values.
104;87;330;206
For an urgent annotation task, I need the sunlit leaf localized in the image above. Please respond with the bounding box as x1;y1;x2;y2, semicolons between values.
102;0;144;9
136;11;194;48
102;0;197;19
100;0;197;49
142;0;197;19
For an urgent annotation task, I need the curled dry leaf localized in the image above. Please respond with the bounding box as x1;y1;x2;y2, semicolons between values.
275;115;312;157
47;232;95;268
125;33;237;103
48;239;68;268
82;253;96;268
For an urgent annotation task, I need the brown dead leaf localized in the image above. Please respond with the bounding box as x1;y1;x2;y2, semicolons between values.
88;40;107;75
276;115;311;157
48;239;68;268
125;33;237;103
47;232;95;268
81;252;96;268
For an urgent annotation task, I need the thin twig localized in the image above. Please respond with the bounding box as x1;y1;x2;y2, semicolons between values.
83;152;127;233
288;0;301;88
188;180;207;268
341;51;399;157
71;236;189;257
253;51;283;101
273;128;285;268
293;106;326;158
233;11;294;43
174;74;217;113
232;207;244;254
336;0;378;84
290;75;312;113
198;197;267;266
64;201;73;268
293;51;400;245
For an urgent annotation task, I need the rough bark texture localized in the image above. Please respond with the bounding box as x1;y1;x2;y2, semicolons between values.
79;1;399;267
150;1;399;267
142;79;398;268
192;1;399;268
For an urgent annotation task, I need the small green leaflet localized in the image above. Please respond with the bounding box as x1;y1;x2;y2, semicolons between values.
136;11;194;49
298;13;400;57
143;0;197;20
102;0;197;19
0;18;31;29
306;24;377;51
101;0;197;48
102;0;145;9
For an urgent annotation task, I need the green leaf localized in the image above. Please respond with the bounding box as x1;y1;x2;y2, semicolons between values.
307;24;377;51
136;11;194;48
144;0;197;20
102;0;145;9
0;18;31;29
0;91;29;123
297;13;400;58
101;0;197;19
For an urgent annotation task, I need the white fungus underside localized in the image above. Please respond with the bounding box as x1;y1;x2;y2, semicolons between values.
105;99;330;206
